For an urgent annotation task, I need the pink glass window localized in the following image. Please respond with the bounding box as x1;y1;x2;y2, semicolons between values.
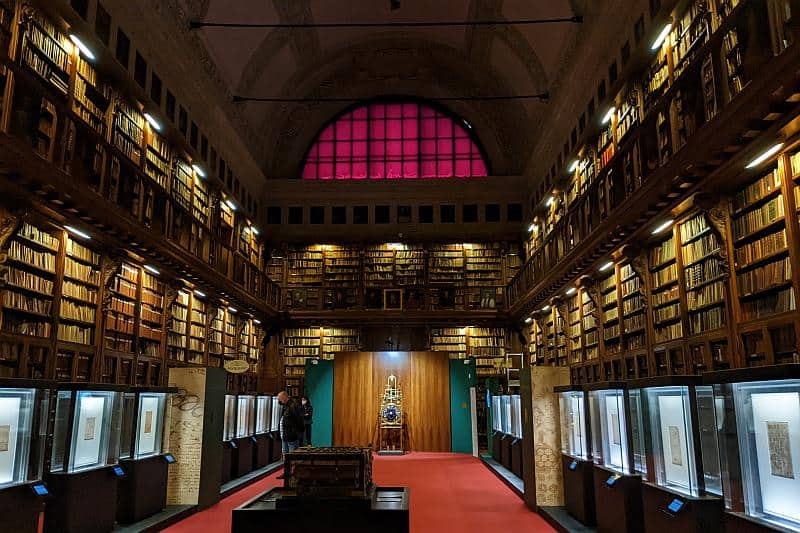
301;101;489;179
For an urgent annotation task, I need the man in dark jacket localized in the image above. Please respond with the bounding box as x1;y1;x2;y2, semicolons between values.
276;391;304;480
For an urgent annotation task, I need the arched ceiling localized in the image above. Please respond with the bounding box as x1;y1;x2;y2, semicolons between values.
181;0;586;178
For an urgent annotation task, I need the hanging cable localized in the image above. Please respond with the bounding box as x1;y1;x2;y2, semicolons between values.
232;93;550;103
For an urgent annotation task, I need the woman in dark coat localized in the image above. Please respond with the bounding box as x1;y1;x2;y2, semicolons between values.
301;396;313;446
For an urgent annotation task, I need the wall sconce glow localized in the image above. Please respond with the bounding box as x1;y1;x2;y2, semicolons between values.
651;23;672;50
64;225;91;240
143;264;160;275
651;219;674;235
568;159;579;172
69;34;95;60
524;317;533;324
228;306;237;313
745;143;784;169
254;319;261;325
565;287;577;296
546;195;555;207
224;199;237;211
599;261;614;271
541;305;551;312
250;226;259;236
602;107;616;124
192;164;206;178
143;113;162;132
528;223;538;233
194;289;206;298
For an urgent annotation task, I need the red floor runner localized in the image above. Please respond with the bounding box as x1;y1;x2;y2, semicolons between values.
163;452;555;533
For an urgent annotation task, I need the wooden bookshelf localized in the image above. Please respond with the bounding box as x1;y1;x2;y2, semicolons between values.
72;55;112;137
430;327;467;359
364;245;395;286
105;262;138;355
166;289;188;362
144;128;170;190
565;291;582;365
469;327;506;376
208;306;224;368
112;99;144;166
58;236;100;347
188;294;206;365
321;327;359;359
138;270;164;359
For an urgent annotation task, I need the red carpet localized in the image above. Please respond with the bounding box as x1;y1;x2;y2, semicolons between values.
163;452;555;533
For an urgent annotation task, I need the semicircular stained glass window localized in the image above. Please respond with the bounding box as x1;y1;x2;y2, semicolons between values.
301;100;489;179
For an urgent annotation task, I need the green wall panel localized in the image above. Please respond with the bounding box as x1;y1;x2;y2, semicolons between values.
449;359;476;454
304;359;334;447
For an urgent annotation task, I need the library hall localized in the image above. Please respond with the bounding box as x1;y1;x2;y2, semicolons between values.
0;0;800;532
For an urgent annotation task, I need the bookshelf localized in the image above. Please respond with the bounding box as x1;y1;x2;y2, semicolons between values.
208;306;224;368
430;327;467;360
323;245;360;309
395;245;425;287
171;159;193;213
138;270;164;358
144;128;170;190
649;232;682;345
581;286;599;362
112;99;144;166
288;247;324;285
166;290;188;362
188;294;207;365
58;236;100;346
599;267;621;357
527;318;546;366
465;243;503;310
224;308;237;359
73;56;112;137
565;291;582;365
19;8;70;96
321;327;359;359
281;327;321;395
191;175;210;227
469;327;505;377
364;245;395;286
105;262;138;355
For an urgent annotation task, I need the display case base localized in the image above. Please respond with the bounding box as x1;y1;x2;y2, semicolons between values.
117;455;169;524
253;434;270;469
561;455;595;526
269;432;282;463
234;436;255;478
45;467;118;533
500;434;512;471
0;483;43;533
641;482;723;533
592;465;642;533
222;441;234;484
723;511;795;532
491;431;503;464
510;438;523;478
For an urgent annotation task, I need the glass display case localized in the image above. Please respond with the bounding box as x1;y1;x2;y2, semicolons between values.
588;385;633;474
270;396;281;433
0;380;52;489
223;394;237;441
710;365;800;531
501;395;512;435
236;395;255;439
491;395;502;433
119;388;174;460
50;386;123;473
559;388;589;459
511;395;522;438
256;395;271;434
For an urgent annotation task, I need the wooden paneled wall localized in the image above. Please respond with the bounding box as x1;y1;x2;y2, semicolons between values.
332;351;451;452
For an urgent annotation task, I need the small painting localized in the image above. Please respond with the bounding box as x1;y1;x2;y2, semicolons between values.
384;289;403;310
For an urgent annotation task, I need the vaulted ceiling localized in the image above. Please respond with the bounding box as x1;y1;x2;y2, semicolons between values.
180;0;588;178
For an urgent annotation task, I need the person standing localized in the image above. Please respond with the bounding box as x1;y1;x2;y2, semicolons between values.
276;391;303;479
301;396;313;446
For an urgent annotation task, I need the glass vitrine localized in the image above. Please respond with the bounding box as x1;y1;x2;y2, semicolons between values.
588;384;632;474
501;395;512;435
50;386;124;473
511;395;522;438
223;394;237;441
711;366;800;531
491;395;502;433
0;380;52;489
558;388;589;459
236;395;255;438
270;396;281;432
256;395;271;434
119;388;174;460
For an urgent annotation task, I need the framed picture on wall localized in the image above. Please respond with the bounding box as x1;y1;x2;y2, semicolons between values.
383;289;403;310
366;288;382;309
404;288;423;310
438;287;456;309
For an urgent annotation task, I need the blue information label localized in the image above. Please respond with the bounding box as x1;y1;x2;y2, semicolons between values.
31;483;48;496
164;453;176;464
667;499;685;514
113;466;125;477
606;474;620;487
569;460;578;471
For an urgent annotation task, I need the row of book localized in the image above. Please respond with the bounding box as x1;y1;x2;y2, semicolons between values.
65;257;100;283
685;257;725;289
60;300;95;323
733;170;781;210
106;313;134;334
736;257;792;296
689;306;726;332
732;196;784;239
687;280;725;310
652;263;678;288
682;233;719;264
654;303;681;324
57;324;92;345
6;269;53;294
735;229;787;266
2;291;51;314
9;241;55;271
680;214;709;243
654;322;683;344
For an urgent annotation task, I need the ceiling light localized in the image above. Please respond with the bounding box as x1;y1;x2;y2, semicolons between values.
143;264;160;275
69;34;95;60
599;261;614;271
250;226;260;236
225;199;237;211
651;23;673;50
568;159;579;172
541;305;551;312
194;289;206;298
528;223;538;233
192;164;206;178
254;319;261;325
64;225;91;240
652;219;674;235
228;306;237;313
602;107;616;124
745;143;784;169
566;287;577;296
143;113;162;132
546;195;555;207
524;317;533;324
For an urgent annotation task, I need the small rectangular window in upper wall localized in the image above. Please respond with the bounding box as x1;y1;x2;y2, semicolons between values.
597;80;606;101
178;107;188;136
267;206;281;225
419;205;434;224
440;205;456;223
310;206;325;225
95;3;111;45
332;206;347;224
201;135;209;160
507;203;523;222
288;207;303;224
70;0;89;19
134;52;147;88
353;206;369;224
485;204;501;222
397;205;411;223
634;16;645;44
165;90;176;122
375;205;390;224
463;204;478;223
150;73;162;106
609;61;618;84
190;122;199;149
115;29;130;68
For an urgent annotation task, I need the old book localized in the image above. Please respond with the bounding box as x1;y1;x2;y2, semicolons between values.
767;421;795;479
84;416;96;440
0;425;9;452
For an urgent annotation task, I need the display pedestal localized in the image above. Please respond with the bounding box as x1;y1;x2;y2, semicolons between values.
234;437;254;478
510;438;523;478
723;511;784;532
117;454;170;524
269;432;282;463
500;434;512;471
253;433;270;469
641;482;723;533
0;483;43;533
44;467;118;533
491;431;503;464
562;455;595;526
222;441;235;484
592;465;642;533
377;425;405;456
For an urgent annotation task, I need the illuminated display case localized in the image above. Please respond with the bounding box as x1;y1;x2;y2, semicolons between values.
45;384;125;533
117;387;177;524
628;377;724;533
708;365;800;532
233;395;256;478
256;395;271;435
555;385;595;526
223;394;237;442
221;394;237;485
269;396;283;462
491;395;502;432
501;395;512;435
0;379;53;533
509;394;523;479
586;382;643;533
511;395;522;438
253;395;273;469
